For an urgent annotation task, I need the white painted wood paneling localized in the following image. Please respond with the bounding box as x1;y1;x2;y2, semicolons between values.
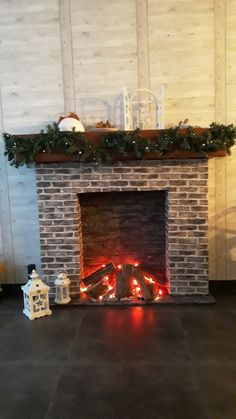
0;0;64;283
59;0;76;114
0;0;236;283
148;0;215;127
212;0;227;280
0;89;14;283
70;0;138;128
226;0;236;280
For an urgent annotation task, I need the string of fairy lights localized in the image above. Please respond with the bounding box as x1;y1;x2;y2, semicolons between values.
79;262;167;303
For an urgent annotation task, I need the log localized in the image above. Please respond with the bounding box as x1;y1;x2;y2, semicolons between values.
83;262;116;286
101;286;116;302
86;281;108;301
133;267;153;300
140;264;167;285
115;264;133;299
146;283;155;298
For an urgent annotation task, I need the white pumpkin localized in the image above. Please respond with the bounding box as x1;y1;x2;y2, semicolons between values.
58;117;85;132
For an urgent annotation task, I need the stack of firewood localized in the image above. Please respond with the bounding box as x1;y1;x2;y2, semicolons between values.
80;262;165;302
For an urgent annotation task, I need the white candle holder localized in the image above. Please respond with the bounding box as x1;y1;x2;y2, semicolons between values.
54;272;71;304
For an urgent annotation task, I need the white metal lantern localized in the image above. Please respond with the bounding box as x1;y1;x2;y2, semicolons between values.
123;85;165;130
21;270;52;320
54;272;71;304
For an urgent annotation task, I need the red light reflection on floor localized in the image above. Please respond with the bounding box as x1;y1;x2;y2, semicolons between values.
104;307;156;337
130;307;144;331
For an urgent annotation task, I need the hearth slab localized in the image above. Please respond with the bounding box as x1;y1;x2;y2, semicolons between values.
50;294;215;306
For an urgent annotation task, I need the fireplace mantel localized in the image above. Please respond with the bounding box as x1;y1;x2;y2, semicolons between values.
34;149;226;164
33;128;226;163
6;128;227;167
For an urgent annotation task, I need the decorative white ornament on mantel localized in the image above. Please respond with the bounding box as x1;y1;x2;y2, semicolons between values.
21;270;52;320
123;85;165;130
58;112;85;132
54;272;71;304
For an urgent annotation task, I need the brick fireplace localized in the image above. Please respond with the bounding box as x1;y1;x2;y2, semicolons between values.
35;159;208;302
36;159;208;297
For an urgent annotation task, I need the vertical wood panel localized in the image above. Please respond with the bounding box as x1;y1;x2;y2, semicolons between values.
70;0;138;128
148;0;215;127
225;0;236;279
225;147;236;279
135;0;150;89
214;0;227;279
208;158;216;280
215;0;226;122
59;0;76;113
0;89;16;283
0;0;63;283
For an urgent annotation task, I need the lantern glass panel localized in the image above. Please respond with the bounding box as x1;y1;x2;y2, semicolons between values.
24;293;30;309
33;294;47;312
63;287;68;298
56;288;61;299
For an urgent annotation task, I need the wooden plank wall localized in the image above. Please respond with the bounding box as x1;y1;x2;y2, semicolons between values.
70;0;138;128
226;0;236;280
0;0;236;283
0;89;15;283
209;0;236;280
0;0;64;282
212;0;227;280
148;0;215;127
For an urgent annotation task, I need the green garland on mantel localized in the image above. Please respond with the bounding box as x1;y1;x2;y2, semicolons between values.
3;122;236;168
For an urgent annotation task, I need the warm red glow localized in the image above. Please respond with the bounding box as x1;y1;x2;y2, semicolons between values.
130;307;144;331
144;275;155;284
82;261;168;303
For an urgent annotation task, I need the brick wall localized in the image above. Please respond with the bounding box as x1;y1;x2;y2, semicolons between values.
80;190;166;278
35;159;209;297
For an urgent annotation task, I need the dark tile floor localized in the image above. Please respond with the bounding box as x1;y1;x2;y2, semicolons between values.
0;286;236;419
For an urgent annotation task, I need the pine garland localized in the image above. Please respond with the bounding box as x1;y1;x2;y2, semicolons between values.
3;122;236;168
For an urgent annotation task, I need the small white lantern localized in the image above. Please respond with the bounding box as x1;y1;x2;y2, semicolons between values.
21;270;52;320
54;272;71;304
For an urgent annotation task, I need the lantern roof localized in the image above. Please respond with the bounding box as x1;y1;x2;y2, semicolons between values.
55;272;70;286
21;270;50;293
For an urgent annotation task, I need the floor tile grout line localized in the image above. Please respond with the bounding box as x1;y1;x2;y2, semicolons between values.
43;310;86;419
177;307;210;419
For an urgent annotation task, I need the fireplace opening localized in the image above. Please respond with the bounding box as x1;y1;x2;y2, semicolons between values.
79;190;169;303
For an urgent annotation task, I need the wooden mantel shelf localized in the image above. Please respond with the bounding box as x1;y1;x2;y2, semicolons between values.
34;149;226;163
33;128;226;163
12;128;226;164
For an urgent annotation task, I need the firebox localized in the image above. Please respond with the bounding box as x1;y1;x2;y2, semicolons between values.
80;190;167;276
36;159;209;303
78;190;168;302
